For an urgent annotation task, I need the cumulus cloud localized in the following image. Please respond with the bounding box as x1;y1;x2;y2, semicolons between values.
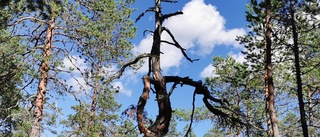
200;64;218;78
228;52;246;63
59;55;132;96
133;0;246;74
164;0;245;54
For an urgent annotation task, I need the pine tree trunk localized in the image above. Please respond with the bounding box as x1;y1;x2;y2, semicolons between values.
289;1;309;136
30;17;55;137
265;0;279;136
88;62;101;135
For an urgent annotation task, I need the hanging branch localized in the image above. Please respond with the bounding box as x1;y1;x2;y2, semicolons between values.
168;82;179;97
161;27;199;62
185;91;196;137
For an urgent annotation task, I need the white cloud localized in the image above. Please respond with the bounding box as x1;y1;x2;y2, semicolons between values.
112;81;132;97
66;75;91;95
133;0;246;74
163;0;246;54
200;64;218;78
60;55;87;75
228;52;246;63
60;56;132;96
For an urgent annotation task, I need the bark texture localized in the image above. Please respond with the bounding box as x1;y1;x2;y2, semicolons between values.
30;17;55;137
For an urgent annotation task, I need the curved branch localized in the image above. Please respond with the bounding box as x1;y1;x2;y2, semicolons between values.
164;76;228;105
137;76;156;136
160;11;183;23
136;7;155;23
112;53;155;80
8;17;48;26
143;29;154;37
161;27;199;62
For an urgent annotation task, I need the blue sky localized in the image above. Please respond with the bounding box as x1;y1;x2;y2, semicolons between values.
49;0;249;136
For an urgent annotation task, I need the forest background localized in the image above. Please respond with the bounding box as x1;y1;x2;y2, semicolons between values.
0;0;319;137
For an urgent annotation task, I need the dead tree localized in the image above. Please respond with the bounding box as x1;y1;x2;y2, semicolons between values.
115;0;249;136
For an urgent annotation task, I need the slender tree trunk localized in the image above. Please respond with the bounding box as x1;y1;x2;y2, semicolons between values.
264;0;280;136
30;17;55;137
289;1;308;136
88;63;101;136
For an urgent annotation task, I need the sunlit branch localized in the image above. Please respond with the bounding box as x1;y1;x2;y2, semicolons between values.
137;76;156;136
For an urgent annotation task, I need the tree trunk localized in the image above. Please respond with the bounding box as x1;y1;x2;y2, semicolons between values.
137;0;172;136
289;1;308;136
30;17;55;137
264;0;280;136
88;63;101;135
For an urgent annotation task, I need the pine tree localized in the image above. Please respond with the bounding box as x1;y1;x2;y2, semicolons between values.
1;0;136;136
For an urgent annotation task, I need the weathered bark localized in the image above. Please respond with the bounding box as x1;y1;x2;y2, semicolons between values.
264;0;280;136
137;76;154;136
137;0;172;136
289;1;308;136
30;17;55;137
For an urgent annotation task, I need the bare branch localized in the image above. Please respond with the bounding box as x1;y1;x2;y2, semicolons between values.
185;91;196;137
161;0;178;3
8;17;48;26
135;7;155;23
162;27;199;62
168;82;178;97
164;76;228;105
161;11;183;23
143;29;154;36
111;53;155;80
